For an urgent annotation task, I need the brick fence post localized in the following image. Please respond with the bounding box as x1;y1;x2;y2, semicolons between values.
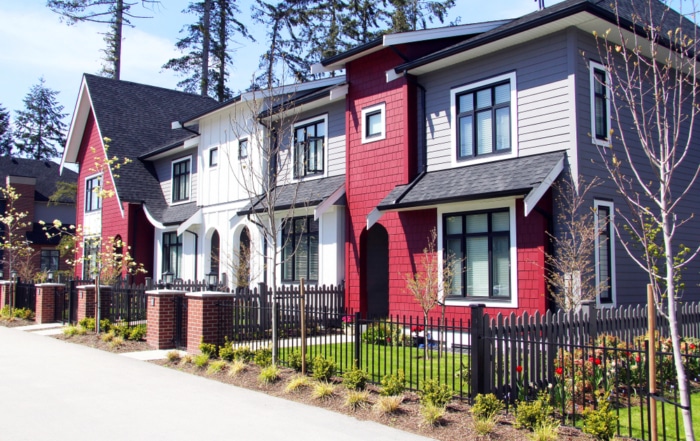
98;286;112;323
35;283;64;324
146;289;186;350
76;285;96;323
0;281;10;307
186;291;234;354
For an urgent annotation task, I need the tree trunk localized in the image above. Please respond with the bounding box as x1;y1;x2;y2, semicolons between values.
201;0;211;97
114;0;124;80
216;0;226;101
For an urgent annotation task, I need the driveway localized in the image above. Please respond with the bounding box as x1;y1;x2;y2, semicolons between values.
0;326;435;441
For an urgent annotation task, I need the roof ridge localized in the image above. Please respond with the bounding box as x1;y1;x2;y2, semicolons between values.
83;73;217;102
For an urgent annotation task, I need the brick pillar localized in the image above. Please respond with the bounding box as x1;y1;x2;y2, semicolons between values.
98;286;112;323
76;285;96;322
35;283;64;324
146;290;186;350
0;281;10;307
186;292;234;354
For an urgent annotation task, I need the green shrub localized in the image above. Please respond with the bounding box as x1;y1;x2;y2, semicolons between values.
311;354;337;381
419;379;453;407
529;420;560;441
207;360;227;375
345;390;370;410
287;350;309;372
254;347;273;367
473;417;496;437
312;382;336;400
12;307;33;320
99;318;112;333
193;353;209;368
101;330;115;342
78;317;95;331
218;345;235;362
258;365;280;385
343;366;369;390
582;392;617;441
127;324;146;341
232;346;255;362
166;351;181;363
380;370;405;396
361;321;408;346
110;321;129;337
421;403;445;426
285;375;311;393
472;393;504;421
62;325;79;337
514;392;554;431
199;339;218;359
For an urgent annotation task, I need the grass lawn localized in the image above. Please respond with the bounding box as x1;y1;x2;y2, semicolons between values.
280;341;471;393
614;393;700;441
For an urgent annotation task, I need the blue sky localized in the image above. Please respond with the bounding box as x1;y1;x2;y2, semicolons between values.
0;0;564;126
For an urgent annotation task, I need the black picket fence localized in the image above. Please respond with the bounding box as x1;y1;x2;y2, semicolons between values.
14;280;36;311
102;279;148;326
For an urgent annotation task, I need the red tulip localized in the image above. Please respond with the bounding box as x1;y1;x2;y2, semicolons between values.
555;367;563;375
516;365;523;373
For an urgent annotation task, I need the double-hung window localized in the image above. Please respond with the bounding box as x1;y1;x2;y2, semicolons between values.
172;157;191;203
82;238;100;279
294;119;325;178
162;232;182;278
456;81;511;160
85;175;102;212
281;216;318;282
41;250;59;272
590;61;611;145
444;209;511;299
594;200;615;305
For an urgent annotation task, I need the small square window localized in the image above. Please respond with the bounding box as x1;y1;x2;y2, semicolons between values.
209;147;218;167
361;103;386;144
239;138;248;159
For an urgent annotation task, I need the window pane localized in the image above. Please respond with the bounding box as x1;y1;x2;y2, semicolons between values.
446;216;462;235
476;110;493;155
458;93;473;112
459;115;473;158
597;206;611;302
466;213;488;233
210;148;218;166
495;107;510;151
494;84;510;104
467;236;489;297
595;97;607;138
367;112;382;136
309;232;319;280
283;238;294;280
594;70;606;95
492;235;510;297
316;121;325;138
492;211;510;232
476;89;492;109
446;238;463;296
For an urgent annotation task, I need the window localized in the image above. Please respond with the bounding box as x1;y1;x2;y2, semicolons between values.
41;250;59;272
444;209;511;299
595;200;615;305
162;232;182;278
209;147;219;167
456;82;511;159
294;119;325;178
361;103;386;143
82;238;100;279
85;175;102;212
210;230;220;276
281;216;318;282
590;61;611;145
238;138;248;159
172;157;191;203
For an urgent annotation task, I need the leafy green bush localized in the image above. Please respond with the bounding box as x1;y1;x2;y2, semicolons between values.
421;403;445;426
287;350;309;372
78;317;95;331
127;324;146;341
311;354;337;381
110;321;129;337
380;370;406;396
193;353;209;368
258;365;280;385
471;393;504;421
218;345;234;362
199;339;218;359
254;347;273;367
12;307;33;320
419;379;453;407
582;392;617;441
361;321;408;346
232;346;255;362
343;366;369;390
99;318;112;333
514;392;554;431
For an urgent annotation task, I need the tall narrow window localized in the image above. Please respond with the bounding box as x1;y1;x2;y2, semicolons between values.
294;120;325;178
590;61;611;144
210;230;220;276
456;82;511;159
85;175;102;212
281;216;319;282
444;209;511;299
209;147;219;167
595;201;614;305
172;158;191;203
238;138;248;159
237;227;251;288
162;232;183;278
82;238;100;279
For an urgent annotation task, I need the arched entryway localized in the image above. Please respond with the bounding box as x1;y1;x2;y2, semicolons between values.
361;224;389;318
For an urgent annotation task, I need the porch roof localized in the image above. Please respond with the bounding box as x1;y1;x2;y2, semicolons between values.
238;175;346;215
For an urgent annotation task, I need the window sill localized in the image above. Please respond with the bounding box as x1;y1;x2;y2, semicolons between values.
444;297;517;308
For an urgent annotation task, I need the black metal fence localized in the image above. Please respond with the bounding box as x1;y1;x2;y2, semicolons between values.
14;280;35;311
103;279;148;326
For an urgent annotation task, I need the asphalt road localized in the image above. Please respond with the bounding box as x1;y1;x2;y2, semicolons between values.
0;326;435;441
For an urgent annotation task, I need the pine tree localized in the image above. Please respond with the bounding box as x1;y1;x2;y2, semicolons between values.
0;104;12;157
46;0;159;80
386;0;456;32
13;78;67;160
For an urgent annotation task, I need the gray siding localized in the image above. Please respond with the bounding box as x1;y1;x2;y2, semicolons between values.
421;32;572;171
156;152;198;205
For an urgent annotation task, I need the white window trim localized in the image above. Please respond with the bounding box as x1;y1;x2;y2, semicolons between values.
594;200;616;307
171;155;193;205
84;172;103;213
361;102;386;144
291;114;329;181
209;147;219;168
589;60;612;147
238;138;249;160
437;197;518;309
450;72;518;168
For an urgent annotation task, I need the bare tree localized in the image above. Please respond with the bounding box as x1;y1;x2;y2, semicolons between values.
593;0;700;435
545;176;607;312
0;184;34;315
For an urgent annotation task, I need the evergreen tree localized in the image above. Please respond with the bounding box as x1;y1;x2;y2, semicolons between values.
46;0;159;80
0;104;12;156
386;0;456;33
13;78;67;160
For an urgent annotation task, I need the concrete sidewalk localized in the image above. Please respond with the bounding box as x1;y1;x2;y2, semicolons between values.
0;326;436;441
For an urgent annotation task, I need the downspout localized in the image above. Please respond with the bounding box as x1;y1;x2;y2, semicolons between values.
186;230;198;281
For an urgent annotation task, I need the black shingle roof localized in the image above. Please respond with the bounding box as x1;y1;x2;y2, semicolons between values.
239;175;345;215
84;74;218;216
377;151;565;210
0;157;77;203
150;201;200;227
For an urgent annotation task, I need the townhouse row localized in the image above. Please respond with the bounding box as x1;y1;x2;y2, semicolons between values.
60;0;700;321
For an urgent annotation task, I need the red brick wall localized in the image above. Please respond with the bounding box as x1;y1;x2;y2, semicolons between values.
146;291;185;350
11;182;35;236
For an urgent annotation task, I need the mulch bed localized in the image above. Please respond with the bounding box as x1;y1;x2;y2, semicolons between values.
52;332;151;354
0;317;36;328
